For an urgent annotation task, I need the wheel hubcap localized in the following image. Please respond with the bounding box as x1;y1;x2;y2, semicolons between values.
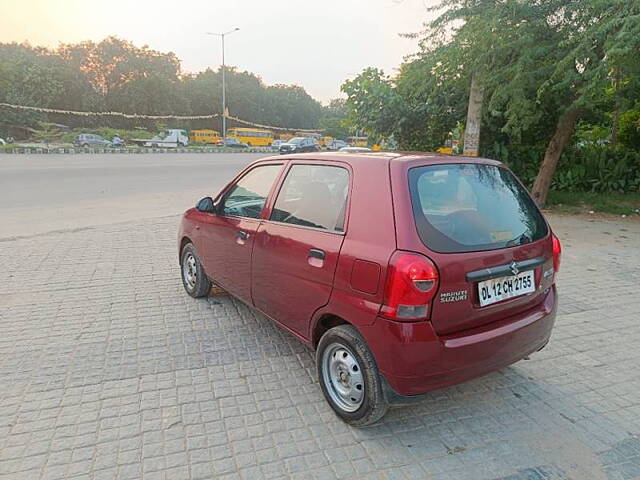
182;253;198;289
322;343;365;412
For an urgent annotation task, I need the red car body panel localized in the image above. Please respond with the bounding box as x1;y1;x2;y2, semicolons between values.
179;152;558;398
252;222;345;335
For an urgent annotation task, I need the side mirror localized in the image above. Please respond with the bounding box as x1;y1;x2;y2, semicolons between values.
196;196;216;213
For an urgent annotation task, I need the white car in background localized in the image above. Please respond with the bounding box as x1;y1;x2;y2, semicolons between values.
327;139;348;151
142;129;189;148
0;138;6;145
271;139;286;151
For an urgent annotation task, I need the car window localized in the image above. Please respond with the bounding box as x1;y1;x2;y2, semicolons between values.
270;164;349;232
221;164;282;219
408;164;548;253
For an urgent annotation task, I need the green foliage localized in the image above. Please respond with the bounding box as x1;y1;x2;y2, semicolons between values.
618;109;640;150
341;68;401;140
31;123;65;144
490;143;640;194
574;122;611;148
554;147;640;193
483;143;545;187
318;99;350;139
338;0;640;201
0;37;325;135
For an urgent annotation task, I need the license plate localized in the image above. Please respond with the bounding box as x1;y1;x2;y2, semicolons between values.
478;270;535;307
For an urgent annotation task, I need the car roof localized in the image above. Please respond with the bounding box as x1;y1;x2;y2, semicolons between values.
256;151;503;167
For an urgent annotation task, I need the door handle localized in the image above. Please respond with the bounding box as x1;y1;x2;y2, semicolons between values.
308;248;325;260
236;231;249;240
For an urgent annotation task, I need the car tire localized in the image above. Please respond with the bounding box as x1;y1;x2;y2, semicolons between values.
316;325;388;426
180;243;211;298
82;143;89;148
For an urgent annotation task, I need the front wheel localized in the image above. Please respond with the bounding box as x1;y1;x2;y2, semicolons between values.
180;243;210;298
316;325;388;426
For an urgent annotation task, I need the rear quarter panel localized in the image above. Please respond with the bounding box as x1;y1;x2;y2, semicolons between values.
310;156;397;339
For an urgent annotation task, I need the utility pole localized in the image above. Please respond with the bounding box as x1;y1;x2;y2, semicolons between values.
206;28;240;142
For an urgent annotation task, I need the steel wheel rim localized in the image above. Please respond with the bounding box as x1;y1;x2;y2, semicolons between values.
321;342;365;412
182;253;198;290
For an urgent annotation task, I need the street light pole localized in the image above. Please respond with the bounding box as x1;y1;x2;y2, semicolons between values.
206;28;239;143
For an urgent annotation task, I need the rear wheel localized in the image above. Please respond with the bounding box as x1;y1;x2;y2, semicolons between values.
180;243;210;298
316;325;388;426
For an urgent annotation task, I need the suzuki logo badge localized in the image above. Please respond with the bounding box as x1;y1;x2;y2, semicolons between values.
510;262;519;276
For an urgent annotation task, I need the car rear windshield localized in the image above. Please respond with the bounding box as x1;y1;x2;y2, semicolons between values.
408;164;548;253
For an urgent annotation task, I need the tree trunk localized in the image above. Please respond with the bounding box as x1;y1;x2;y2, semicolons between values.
611;68;621;148
611;107;619;148
531;108;580;207
463;75;484;157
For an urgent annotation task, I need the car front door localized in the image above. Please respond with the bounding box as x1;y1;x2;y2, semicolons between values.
251;162;350;338
198;163;283;304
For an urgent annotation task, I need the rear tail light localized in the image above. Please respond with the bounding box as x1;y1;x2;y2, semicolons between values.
552;233;562;273
381;251;439;321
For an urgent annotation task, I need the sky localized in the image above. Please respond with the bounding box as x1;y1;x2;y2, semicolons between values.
0;0;438;103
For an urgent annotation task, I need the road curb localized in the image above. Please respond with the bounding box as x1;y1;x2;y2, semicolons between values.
0;147;273;155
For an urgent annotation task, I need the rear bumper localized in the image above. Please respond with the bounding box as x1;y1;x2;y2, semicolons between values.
360;286;557;397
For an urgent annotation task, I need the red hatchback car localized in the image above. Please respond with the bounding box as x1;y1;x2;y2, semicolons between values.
178;152;560;425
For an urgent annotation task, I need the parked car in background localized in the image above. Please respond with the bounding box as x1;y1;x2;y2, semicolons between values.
178;152;560;426
327;139;348;151
143;129;189;148
73;133;112;147
279;137;319;154
319;136;334;148
219;137;248;149
271;139;286;151
0;138;5;145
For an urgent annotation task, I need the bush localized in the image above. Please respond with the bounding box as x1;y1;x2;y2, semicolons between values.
484;142;640;194
553;146;640;193
483;142;544;186
618;110;640;150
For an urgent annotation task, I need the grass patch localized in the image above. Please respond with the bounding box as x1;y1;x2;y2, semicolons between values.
546;190;640;216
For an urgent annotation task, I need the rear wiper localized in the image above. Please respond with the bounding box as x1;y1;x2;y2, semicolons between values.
505;233;531;247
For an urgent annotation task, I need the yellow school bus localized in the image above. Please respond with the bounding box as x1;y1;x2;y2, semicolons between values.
190;129;220;144
227;128;274;147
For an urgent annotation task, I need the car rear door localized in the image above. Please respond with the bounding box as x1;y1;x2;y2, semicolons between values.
393;160;554;335
197;162;284;304
251;162;350;338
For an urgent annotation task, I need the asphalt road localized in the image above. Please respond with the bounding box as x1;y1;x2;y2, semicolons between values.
0;153;263;239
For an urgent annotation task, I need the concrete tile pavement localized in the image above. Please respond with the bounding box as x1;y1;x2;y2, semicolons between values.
0;214;639;479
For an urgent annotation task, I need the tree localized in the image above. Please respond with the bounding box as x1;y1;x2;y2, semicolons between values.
319;99;350;139
415;0;640;206
341;68;402;141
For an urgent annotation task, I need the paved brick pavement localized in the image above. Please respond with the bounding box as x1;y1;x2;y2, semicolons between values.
1;214;639;480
